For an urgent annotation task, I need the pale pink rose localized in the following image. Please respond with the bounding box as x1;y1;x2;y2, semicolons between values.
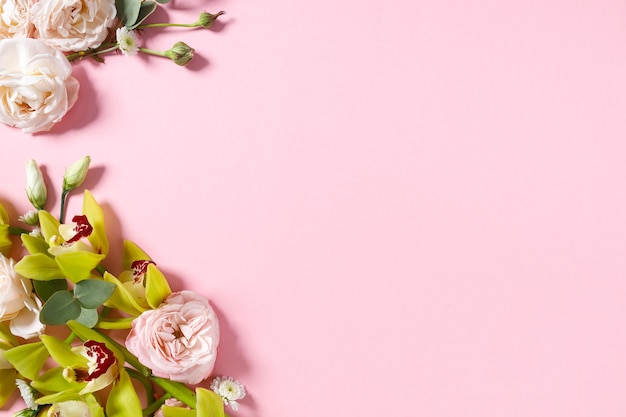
0;38;79;133
30;0;116;52
154;398;188;417
0;0;32;39
126;291;220;385
0;253;45;339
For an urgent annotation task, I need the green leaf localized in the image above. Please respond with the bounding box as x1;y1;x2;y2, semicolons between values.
116;0;141;27
163;407;197;417
21;233;50;255
106;369;143;417
34;279;68;302
55;251;106;283
14;253;63;280
196;388;225;417
40;291;81;325
76;307;99;328
0;368;17;407
146;264;171;309
4;342;48;380
128;0;157;29
83;191;109;255
74;279;116;309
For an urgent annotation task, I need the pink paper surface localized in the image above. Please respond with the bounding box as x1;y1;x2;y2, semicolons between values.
2;0;626;416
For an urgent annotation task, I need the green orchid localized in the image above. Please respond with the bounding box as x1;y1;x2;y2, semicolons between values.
102;240;171;317
0;203;12;255
15;191;108;284
0;323;18;407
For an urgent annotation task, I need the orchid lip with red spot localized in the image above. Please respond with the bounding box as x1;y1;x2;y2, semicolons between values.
83;340;115;381
64;214;93;245
132;259;156;283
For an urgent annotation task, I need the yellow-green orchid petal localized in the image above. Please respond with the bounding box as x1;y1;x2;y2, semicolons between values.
123;240;151;270
102;272;146;316
32;368;82;395
55;252;105;283
35;389;83;405
0;203;8;224
21;233;51;255
0;368;17;407
162;407;197;417
82;191;108;255
38;210;61;243
105;369;142;417
146;263;171;309
85;393;105;417
40;335;87;369
196;388;225;417
4;342;48;380
14;253;64;281
0;204;10;255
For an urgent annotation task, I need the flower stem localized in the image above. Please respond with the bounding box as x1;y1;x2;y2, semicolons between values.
139;47;167;58
66;44;119;62
150;376;196;409
96;317;135;330
64;331;76;344
59;189;69;223
142;392;171;417
8;226;29;235
138;22;199;28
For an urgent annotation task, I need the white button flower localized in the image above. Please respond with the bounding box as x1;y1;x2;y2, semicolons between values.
210;376;246;411
116;27;140;57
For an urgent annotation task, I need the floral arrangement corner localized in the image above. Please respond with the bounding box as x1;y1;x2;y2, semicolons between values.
0;156;246;417
0;0;226;134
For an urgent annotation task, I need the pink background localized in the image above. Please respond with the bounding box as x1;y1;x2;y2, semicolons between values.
3;0;626;415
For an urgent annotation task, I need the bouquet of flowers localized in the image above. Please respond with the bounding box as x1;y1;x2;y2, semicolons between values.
0;0;224;134
0;156;245;417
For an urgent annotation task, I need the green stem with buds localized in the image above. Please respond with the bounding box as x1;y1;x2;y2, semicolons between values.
139;47;167;58
59;189;69;223
8;226;29;235
96;317;135;329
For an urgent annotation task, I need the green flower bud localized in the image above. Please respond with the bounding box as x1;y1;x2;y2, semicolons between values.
62;156;91;192
197;10;225;28
18;210;39;226
165;42;195;66
25;159;47;210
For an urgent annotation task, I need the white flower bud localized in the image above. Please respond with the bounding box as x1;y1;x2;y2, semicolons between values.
25;159;46;210
62;156;91;192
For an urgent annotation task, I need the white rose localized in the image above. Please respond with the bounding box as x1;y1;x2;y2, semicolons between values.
0;0;31;39
0;253;45;339
30;0;116;52
0;38;79;133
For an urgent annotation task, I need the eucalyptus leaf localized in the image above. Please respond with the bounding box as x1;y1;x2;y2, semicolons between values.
128;0;157;29
74;279;116;309
154;0;168;4
75;307;99;328
40;291;81;325
116;0;141;29
34;279;68;302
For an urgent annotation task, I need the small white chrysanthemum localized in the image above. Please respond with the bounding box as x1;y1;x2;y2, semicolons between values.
15;379;37;410
18;210;39;226
210;376;246;411
116;26;140;56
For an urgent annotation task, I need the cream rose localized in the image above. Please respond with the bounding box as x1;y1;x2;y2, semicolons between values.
0;0;31;39
0;253;45;339
126;291;220;385
30;0;116;52
0;38;79;133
